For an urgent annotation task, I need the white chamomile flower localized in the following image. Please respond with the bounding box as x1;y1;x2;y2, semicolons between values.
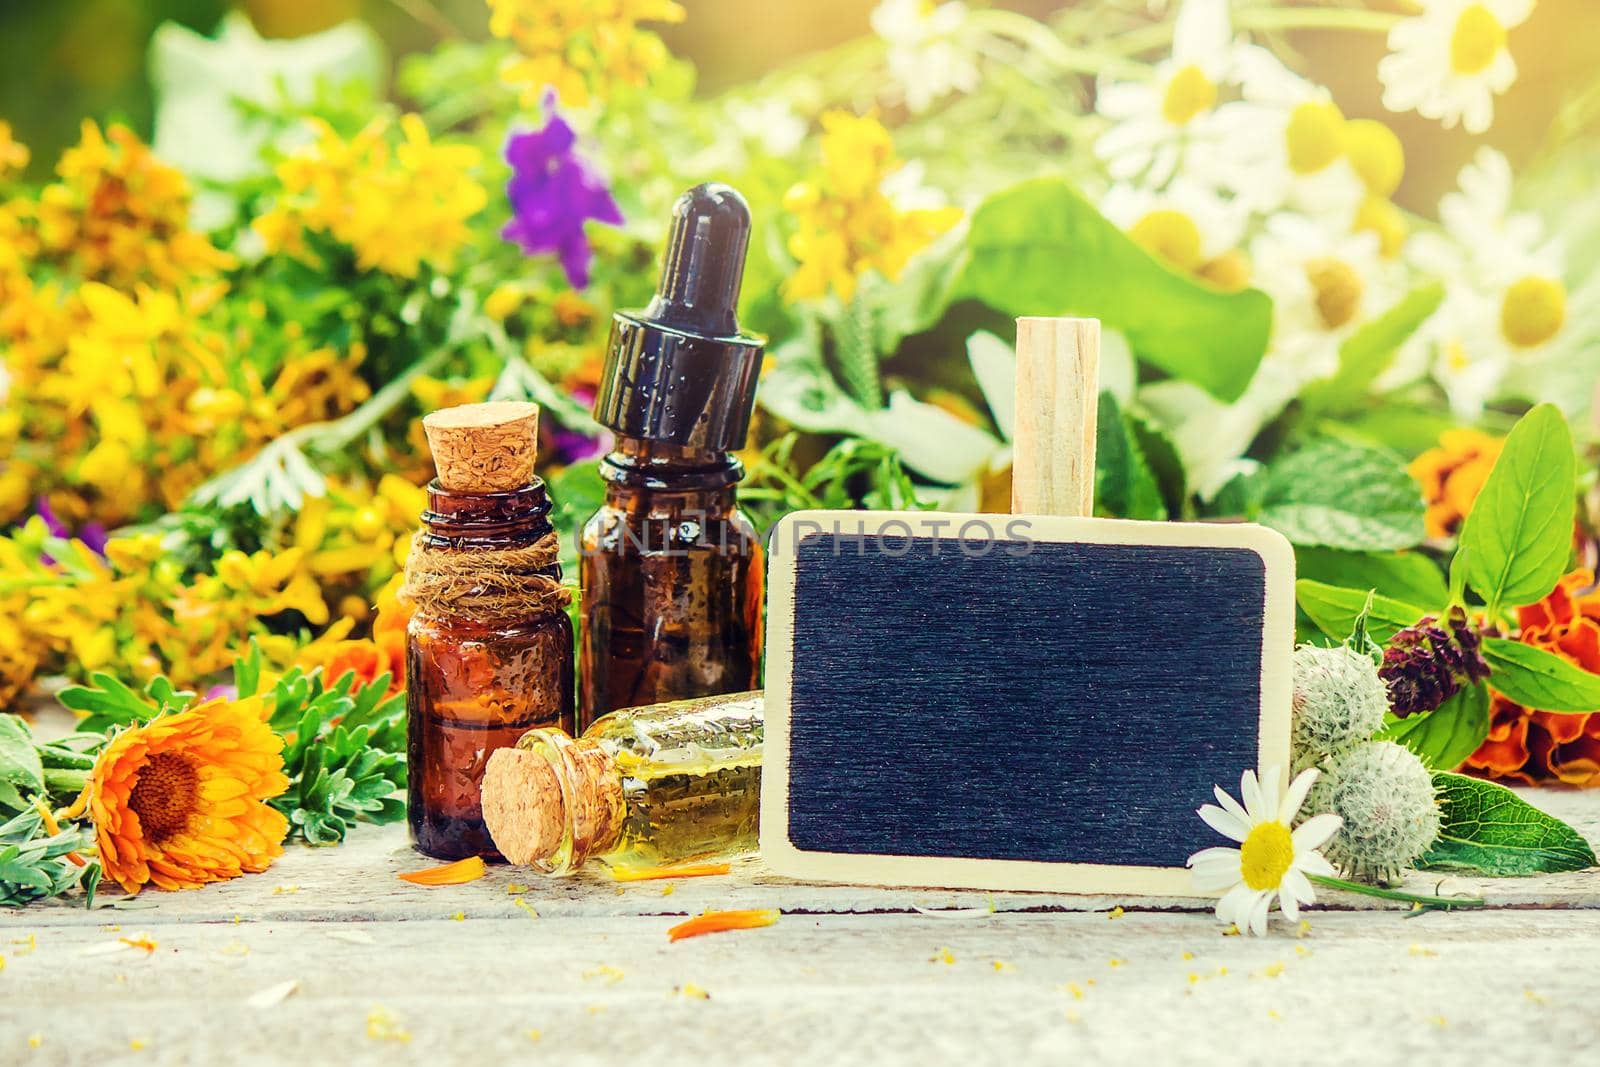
871;0;979;114
1099;179;1249;288
1093;0;1262;186
1389;148;1575;416
1188;767;1341;936
1378;0;1532;134
1200;56;1364;222
1251;214;1396;384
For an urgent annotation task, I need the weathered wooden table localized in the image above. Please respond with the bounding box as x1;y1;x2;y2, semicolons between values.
5;774;1599;1064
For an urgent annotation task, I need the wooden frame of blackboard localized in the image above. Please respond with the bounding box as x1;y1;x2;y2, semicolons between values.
760;509;1295;896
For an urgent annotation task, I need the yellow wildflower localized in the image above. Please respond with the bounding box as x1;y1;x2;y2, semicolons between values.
256;116;486;279
487;0;686;108
31;121;231;286
268;344;372;427
0;121;28;177
784;111;961;303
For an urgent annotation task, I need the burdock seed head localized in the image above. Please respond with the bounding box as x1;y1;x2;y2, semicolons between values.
1292;643;1390;766
1302;740;1441;885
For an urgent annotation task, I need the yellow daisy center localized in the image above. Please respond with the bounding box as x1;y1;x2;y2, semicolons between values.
1305;256;1365;330
1451;4;1507;75
1500;275;1567;349
1240;821;1295;891
128;751;201;841
1354;195;1408;259
1129;209;1205;273
1285;101;1346;175
1445;338;1472;371
1162;64;1218;126
1344;119;1405;198
1199;248;1253;292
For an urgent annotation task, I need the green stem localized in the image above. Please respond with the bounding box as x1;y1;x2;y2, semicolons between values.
970;9;1149;80
1107;6;1402;58
44;767;91;798
1309;873;1486;910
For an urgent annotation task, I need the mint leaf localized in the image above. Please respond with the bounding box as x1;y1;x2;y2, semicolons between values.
1254;440;1425;551
1095;392;1166;520
1296;580;1428;644
1379;682;1490;771
1481;637;1600;712
1294;547;1448;612
0;715;44;814
1420;772;1597;875
1458;404;1576;615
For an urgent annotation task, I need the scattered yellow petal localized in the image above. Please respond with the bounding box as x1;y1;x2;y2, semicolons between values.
583;965;626;984
450;912;465;921
1222;923;1241;936
1429;1015;1448;1028
232;915;242;925
130;1038;147;1052
1181;951;1195;960
991;959;1014;973
506;884;528;895
1267;1009;1282;1021
584;1005;607;1015
1295;945;1313;958
1216;966;1228;977
661;884;676;896
931;947;956;965
667;909;779;942
526;1029;542;1043
1254;961;1285;979
611;862;731;883
0;954;6;972
1108;957;1127;968
219;939;251;957
397;856;487;886
366;1006;411;1043
1087;978;1097;986
513;898;539;919
120;934;158;955
1187;972;1201;985
101;924;122;933
273;884;301;895
1525;988;1548;1006
12;934;36;955
1107;906;1124;920
677;982;711;1000
1065;1008;1081;1023
1408;944;1438;957
1296;919;1312;938
27;1034;41;1048
1062;982;1085;1000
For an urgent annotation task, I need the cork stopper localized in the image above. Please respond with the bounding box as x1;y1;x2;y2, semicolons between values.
481;747;565;866
422;401;540;493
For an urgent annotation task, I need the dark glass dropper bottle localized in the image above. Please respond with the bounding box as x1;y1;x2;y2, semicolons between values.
580;183;766;727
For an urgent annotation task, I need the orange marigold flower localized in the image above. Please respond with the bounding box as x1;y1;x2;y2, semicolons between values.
88;696;290;894
1408;429;1503;540
1464;569;1600;787
396;856;487;886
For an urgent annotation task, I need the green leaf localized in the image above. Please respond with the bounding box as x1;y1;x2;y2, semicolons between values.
1296;580;1428;644
950;179;1271;402
1300;284;1445;414
1253;440;1425;551
1379;682;1490;771
57;673;160;733
1095;392;1166;520
1481;637;1600;712
1294;547;1448;612
1420;771;1597;875
0;715;44;808
1458;404;1576;614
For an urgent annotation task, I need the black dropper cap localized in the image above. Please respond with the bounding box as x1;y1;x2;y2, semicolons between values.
592;183;765;452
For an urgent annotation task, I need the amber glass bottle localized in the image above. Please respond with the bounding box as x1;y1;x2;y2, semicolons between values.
581;183;765;726
406;403;575;860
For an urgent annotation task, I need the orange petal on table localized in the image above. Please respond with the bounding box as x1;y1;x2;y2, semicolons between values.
610;862;732;883
667;909;779;942
397;857;488;886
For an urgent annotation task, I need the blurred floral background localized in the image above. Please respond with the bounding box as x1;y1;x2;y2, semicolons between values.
3;0;1599;797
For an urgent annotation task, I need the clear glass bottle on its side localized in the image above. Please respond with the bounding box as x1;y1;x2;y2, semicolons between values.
581;183;766;728
480;691;762;875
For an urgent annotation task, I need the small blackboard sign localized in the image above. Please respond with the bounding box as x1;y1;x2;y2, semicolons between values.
761;511;1293;894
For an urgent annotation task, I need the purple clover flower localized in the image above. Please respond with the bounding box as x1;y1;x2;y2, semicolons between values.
502;98;624;290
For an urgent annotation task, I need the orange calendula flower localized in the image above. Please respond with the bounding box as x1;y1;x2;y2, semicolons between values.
667;908;779;942
1408;429;1503;540
397;856;488;886
88;696;290;894
1464;569;1600;787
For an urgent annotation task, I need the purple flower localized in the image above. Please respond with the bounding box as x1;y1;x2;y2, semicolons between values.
502;100;624;289
542;385;612;465
36;496;108;556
